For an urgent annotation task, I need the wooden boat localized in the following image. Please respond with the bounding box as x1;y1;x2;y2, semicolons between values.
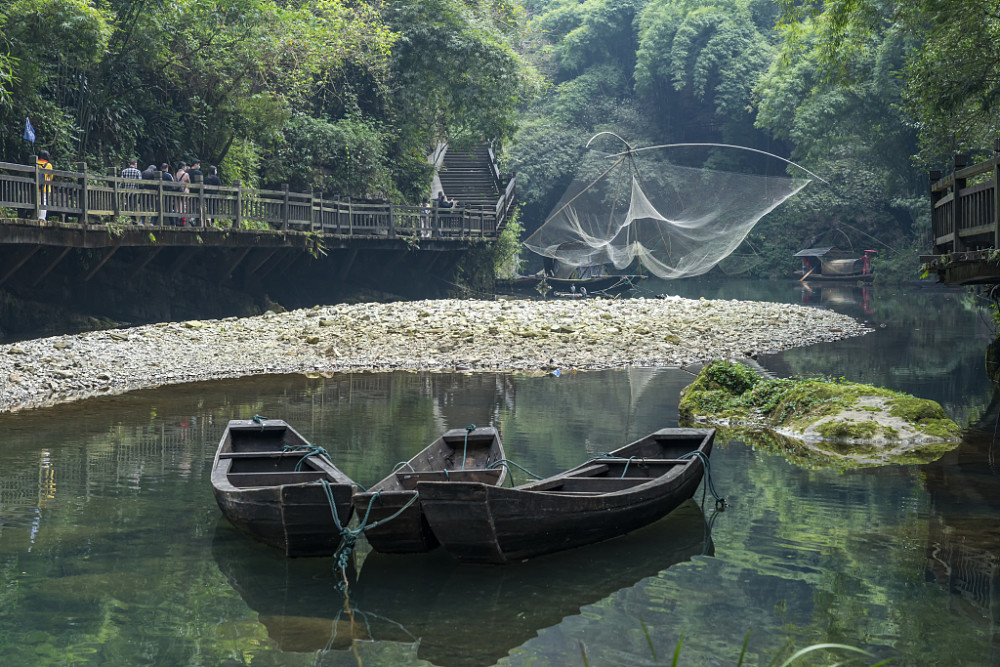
350;500;710;666
499;273;645;292
211;418;357;558
418;427;714;563
795;247;875;282
353;426;507;554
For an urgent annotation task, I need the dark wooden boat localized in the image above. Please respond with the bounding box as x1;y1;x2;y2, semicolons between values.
353;426;507;554
211;418;356;558
499;273;645;292
418;427;714;563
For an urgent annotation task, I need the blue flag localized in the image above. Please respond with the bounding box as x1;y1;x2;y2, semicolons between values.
23;117;35;144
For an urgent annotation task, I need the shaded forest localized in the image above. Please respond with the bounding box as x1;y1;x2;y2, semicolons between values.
2;0;996;278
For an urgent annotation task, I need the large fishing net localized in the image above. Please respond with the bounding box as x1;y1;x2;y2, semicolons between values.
523;138;812;279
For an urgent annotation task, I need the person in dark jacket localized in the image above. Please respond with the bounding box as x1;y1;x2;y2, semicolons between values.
204;165;222;225
185;160;204;225
159;163;179;224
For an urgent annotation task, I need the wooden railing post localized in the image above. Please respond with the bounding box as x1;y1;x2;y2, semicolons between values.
235;180;243;229
388;200;395;238
78;162;88;225
156;170;165;227
953;154;967;252
993;139;1000;249
281;183;289;231
111;168;120;217
348;198;353;235
311;190;320;232
30;154;40;220
194;174;204;227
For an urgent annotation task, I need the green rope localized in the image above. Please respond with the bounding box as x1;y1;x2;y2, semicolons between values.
391;461;416;473
619;456;637;478
677;450;726;509
461;423;475;471
323;483;422;590
581;452;639;477
283;443;333;471
487;458;544;482
251;414;269;429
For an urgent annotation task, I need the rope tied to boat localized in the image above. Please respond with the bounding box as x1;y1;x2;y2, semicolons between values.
461;423;475;470
583;453;642;477
251;414;269;429
323;483;422;590
487;458;543;482
677;450;726;510
283;443;333;471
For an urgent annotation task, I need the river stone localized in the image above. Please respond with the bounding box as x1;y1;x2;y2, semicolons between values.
0;297;871;414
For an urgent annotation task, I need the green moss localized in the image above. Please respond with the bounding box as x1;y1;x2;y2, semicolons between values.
679;360;963;467
815;420;880;441
681;362;897;430
915;418;963;439
690;423;957;470
681;359;760;397
888;396;947;422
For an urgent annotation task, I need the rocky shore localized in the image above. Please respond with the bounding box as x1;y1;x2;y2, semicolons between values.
0;296;870;414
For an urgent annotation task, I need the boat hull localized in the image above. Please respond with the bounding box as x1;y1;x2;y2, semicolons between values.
500;274;645;292
212;419;356;558
418;427;713;563
354;427;506;554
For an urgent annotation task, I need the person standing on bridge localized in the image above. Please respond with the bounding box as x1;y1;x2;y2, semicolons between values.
204;165;221;226
159;163;176;225
420;197;431;237
121;157;142;225
187;160;202;225
36;150;53;220
175;161;191;225
436;191;455;208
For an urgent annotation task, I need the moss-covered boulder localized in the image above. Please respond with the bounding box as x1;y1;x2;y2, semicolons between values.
679;360;962;466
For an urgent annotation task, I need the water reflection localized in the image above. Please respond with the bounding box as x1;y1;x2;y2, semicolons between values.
212;501;711;666
2;282;1000;665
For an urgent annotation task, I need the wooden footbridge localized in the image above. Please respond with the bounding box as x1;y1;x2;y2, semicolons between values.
0;150;515;289
922;146;1000;285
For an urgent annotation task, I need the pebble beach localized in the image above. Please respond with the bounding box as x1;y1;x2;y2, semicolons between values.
0;296;870;414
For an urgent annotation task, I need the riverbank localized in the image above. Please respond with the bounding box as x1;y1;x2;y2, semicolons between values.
0;296;870;414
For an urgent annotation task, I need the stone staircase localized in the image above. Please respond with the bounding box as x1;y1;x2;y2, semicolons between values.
437;143;502;210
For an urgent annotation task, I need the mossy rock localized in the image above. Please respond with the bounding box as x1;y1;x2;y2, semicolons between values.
680;360;962;467
697;424;959;469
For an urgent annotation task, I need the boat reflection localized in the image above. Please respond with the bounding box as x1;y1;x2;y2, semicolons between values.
212;500;713;665
800;282;874;315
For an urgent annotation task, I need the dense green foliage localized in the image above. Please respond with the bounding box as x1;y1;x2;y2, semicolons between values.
506;0;975;278
0;0;538;203
3;0;995;277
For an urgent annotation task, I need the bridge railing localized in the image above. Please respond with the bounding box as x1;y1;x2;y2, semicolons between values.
0;159;506;240
930;150;1000;254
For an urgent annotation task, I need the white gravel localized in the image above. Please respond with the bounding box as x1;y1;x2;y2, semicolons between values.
0;296;870;413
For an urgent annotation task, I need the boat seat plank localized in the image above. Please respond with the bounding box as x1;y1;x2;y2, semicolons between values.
398;468;502;490
588;458;687;465
556;477;651;492
227;471;329;487
527;476;654;493
519;464;609;491
219;451;315;459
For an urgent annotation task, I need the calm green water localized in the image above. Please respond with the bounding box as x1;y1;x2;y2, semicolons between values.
1;279;999;666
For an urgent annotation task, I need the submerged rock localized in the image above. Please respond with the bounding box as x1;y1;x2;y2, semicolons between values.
678;360;962;467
